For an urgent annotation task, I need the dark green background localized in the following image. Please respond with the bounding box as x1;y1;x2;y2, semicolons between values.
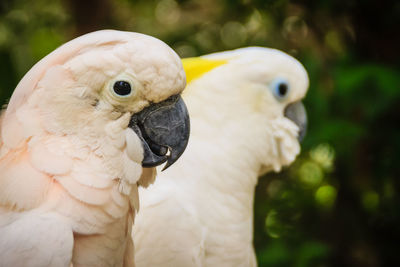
0;0;399;266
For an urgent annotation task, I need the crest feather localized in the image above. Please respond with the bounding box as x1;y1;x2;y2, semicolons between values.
182;57;227;84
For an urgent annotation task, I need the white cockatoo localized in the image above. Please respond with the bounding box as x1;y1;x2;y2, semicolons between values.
133;47;309;267
0;30;190;267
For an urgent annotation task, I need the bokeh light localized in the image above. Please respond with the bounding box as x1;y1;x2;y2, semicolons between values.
298;161;324;187
155;0;180;26
265;210;282;238
315;185;337;209
362;191;380;212
220;21;247;48
310;143;335;171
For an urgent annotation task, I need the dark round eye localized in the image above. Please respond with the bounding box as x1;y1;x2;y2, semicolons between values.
271;78;290;100
278;83;288;96
113;81;132;96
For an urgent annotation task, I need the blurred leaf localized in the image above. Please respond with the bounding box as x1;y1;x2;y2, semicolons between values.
29;29;64;60
257;241;291;267
295;241;330;267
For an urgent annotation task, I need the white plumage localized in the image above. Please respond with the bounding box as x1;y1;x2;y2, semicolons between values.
133;47;309;267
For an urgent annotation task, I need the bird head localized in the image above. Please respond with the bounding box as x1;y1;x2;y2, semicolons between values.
2;30;190;171
182;47;308;173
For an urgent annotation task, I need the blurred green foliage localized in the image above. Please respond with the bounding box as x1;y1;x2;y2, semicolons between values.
0;0;399;266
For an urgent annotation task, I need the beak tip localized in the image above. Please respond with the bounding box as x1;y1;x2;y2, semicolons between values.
161;163;171;171
298;127;307;142
161;143;189;171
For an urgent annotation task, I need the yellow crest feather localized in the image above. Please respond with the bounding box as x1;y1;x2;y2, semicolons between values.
182;57;227;84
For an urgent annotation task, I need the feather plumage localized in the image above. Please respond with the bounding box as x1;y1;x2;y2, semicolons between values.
0;30;186;266
133;47;309;267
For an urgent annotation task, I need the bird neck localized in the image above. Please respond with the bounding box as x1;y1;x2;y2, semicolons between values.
164;130;260;249
186;133;260;205
178;80;268;212
165;115;263;234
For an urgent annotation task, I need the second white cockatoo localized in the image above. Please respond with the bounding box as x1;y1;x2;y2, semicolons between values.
133;47;309;266
0;30;190;266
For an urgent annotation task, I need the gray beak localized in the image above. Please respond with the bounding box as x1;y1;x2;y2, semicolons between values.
284;101;307;141
129;94;190;170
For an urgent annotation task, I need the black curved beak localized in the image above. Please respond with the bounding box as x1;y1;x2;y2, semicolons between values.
284;101;307;142
129;95;190;171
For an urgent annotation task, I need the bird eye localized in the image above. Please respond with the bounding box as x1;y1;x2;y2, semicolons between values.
271;78;290;101
113;80;132;97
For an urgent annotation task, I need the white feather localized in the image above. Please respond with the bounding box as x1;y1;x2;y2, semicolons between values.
134;47;309;266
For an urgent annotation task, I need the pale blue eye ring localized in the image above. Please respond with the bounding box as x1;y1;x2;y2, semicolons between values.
270;78;290;101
